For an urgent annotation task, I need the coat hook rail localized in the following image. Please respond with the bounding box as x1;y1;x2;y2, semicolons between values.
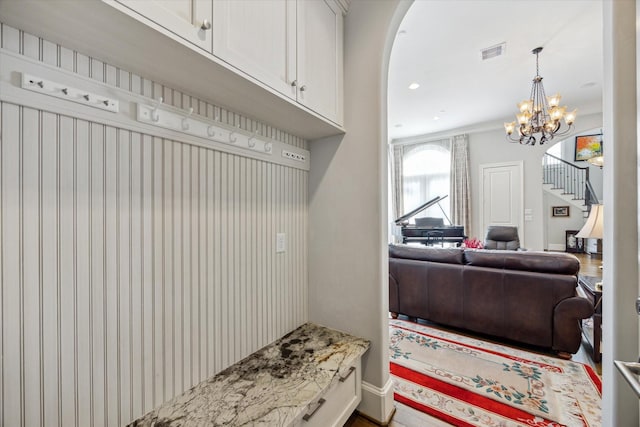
21;72;119;112
136;102;275;155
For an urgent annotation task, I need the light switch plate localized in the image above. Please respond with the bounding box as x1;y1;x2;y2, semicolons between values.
276;233;286;253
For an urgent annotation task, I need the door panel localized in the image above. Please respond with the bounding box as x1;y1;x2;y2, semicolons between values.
213;0;296;98
297;0;343;124
480;162;523;244
116;0;213;51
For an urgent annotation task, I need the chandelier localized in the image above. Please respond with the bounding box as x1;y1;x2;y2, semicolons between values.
504;47;577;145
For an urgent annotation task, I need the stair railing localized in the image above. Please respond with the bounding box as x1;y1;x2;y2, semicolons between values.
543;153;598;208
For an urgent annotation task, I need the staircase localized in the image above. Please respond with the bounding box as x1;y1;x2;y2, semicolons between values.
543;153;599;216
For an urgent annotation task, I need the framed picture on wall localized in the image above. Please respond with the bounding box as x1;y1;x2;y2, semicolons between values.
565;230;584;253
575;134;603;161
552;206;570;217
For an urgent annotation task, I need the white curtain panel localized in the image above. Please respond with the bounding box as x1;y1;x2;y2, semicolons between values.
450;134;472;237
392;144;404;220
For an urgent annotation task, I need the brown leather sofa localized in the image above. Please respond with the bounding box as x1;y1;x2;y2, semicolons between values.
388;244;593;356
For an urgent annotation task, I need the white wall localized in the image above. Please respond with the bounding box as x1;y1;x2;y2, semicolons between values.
543;192;587;250
467;127;545;249
0;23;309;427
308;0;408;422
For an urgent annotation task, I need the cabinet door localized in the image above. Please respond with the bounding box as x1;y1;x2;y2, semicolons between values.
213;0;297;99
297;0;344;125
115;0;213;52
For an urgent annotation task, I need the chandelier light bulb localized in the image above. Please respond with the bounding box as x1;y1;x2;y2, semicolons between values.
549;106;566;121
565;109;578;125
547;93;562;108
505;47;576;145
504;122;516;135
517;112;530;125
518;100;532;113
544;121;557;132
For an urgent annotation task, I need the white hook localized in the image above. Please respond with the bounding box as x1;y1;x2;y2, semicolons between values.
151;97;163;122
207;125;216;137
248;130;258;148
181;107;193;130
264;142;272;153
229;132;237;143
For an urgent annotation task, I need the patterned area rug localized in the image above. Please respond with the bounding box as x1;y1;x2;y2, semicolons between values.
390;319;601;427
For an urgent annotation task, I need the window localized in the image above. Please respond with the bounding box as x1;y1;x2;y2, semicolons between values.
547;141;561;158
402;143;451;222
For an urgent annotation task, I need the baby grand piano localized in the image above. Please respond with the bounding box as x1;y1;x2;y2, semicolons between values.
395;195;466;246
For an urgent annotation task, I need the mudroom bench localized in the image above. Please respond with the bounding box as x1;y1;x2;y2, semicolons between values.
128;323;370;426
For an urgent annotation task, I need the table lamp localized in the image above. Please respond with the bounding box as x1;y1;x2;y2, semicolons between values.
576;204;603;290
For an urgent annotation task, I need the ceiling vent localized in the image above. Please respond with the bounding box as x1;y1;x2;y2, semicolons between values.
481;42;506;60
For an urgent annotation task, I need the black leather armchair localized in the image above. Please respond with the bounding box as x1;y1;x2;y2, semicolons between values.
484;225;523;250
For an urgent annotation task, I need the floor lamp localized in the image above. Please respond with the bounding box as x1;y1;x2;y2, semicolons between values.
576;204;604;289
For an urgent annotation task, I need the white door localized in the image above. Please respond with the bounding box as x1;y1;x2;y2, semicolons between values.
116;0;213;51
297;0;343;125
213;0;297;98
479;162;523;245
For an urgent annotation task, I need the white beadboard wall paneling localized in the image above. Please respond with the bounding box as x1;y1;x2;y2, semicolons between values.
1;22;309;427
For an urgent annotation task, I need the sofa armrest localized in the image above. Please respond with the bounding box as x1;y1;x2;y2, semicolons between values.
389;273;399;315
553;296;594;354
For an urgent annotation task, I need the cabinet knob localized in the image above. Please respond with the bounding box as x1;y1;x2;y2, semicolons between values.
201;19;212;30
290;80;297;87
299;85;307;92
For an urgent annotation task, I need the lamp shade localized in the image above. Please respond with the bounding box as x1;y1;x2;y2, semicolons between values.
576;204;603;239
587;155;604;168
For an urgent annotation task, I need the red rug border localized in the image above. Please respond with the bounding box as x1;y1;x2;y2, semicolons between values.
391;362;563;427
394;392;476;427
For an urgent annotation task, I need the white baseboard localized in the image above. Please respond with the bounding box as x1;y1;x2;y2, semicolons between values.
357;378;395;424
548;243;566;251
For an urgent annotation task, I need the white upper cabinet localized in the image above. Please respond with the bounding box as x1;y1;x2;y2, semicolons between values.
297;0;344;125
0;0;346;137
115;0;213;52
212;0;344;125
213;0;297;100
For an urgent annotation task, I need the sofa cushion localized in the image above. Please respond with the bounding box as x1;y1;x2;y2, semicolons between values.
389;244;465;264
463;249;580;275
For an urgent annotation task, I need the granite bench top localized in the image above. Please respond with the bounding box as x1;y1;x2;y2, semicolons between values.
128;322;370;426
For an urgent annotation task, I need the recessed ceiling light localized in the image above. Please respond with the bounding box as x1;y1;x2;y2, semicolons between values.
408;82;420;90
433;116;440;121
398;30;407;36
395;124;403;128
581;82;597;89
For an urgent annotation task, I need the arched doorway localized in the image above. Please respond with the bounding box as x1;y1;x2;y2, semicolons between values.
309;1;637;425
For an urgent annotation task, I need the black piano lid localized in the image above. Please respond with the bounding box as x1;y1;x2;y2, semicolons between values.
394;195;448;225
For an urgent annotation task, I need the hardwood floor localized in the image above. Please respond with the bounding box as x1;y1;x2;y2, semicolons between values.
574;251;603;278
344;251;602;426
